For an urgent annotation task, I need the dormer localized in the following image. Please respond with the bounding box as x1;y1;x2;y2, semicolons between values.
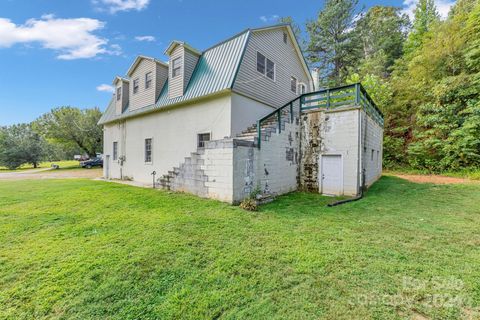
165;41;201;99
113;76;129;115
126;55;168;111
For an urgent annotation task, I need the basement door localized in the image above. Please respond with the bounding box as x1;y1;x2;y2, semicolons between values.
320;155;343;196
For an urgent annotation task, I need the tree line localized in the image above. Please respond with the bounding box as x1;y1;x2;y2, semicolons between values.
286;0;480;171
0;107;103;169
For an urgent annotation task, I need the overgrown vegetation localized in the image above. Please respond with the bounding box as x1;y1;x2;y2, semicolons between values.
1;177;479;319
296;0;480;173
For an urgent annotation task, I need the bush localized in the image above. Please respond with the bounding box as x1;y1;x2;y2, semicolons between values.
239;198;258;211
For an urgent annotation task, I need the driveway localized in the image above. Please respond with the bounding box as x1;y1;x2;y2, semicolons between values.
0;168;102;180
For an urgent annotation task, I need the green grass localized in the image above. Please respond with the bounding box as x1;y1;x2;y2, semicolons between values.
385;166;480;180
0;160;80;172
1;177;479;319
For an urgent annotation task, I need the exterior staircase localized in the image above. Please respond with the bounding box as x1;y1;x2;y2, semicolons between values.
158;150;208;197
234;108;291;144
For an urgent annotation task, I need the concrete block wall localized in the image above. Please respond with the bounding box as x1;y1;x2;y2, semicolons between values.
361;110;383;187
202;140;235;202
299;107;361;196
232;120;300;203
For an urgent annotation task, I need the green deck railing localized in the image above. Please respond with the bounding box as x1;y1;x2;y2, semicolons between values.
256;83;384;148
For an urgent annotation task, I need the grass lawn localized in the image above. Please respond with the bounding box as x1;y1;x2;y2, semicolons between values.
0;160;80;172
0;177;479;319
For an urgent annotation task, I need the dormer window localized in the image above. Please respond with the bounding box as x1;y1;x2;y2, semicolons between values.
145;72;152;89
172;57;182;78
133;78;139;94
116;87;121;101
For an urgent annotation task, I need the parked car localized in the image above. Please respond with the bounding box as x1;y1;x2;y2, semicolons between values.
80;158;103;169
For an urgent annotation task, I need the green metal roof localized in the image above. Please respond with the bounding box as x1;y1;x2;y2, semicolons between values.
99;30;250;125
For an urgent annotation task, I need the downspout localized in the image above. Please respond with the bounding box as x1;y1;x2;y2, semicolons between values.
327;108;365;207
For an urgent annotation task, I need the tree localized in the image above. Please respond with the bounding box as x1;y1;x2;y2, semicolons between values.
355;6;410;77
34;107;103;158
0;124;48;169
403;0;439;56
306;0;360;86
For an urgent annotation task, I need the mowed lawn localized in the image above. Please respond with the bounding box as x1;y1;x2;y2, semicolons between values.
0;177;479;319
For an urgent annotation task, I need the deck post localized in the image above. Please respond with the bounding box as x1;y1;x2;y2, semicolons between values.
277;110;281;133
355;83;360;105
257;120;261;149
326;89;330;109
290;102;294;123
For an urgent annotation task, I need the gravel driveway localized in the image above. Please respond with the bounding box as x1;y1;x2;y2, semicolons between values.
0;168;102;180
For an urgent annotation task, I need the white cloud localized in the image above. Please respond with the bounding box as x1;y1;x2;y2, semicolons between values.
0;15;120;60
259;15;279;23
93;0;150;14
402;0;455;20
96;84;115;93
135;35;155;42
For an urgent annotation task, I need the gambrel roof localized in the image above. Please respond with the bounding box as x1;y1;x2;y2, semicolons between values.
99;24;311;125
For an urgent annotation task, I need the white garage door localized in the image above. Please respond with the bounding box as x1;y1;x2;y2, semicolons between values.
321;155;343;196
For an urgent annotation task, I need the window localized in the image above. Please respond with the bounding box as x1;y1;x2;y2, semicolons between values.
298;83;306;94
116;87;122;101
256;52;266;74
371;149;374;161
172;57;182;78
113;142;118;160
283;32;288;44
257;52;275;80
290;76;297;93
133;78;139;94
197;133;211;148
266;59;275;80
145;138;152;163
145;72;152;89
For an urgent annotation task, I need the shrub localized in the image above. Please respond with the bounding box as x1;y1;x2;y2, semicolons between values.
239;198;258;211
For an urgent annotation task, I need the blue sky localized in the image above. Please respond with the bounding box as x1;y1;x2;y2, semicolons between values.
0;0;454;125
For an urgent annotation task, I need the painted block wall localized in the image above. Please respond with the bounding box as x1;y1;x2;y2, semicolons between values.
361;110;383;187
299;108;361;196
232;120;300;203
103;93;232;183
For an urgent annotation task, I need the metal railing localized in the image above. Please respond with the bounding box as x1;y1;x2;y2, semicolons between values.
256;83;384;148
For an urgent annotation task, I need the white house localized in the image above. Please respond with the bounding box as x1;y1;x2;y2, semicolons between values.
99;24;384;203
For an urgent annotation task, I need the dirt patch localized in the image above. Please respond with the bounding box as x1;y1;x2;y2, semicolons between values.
0;168;102;180
392;173;477;184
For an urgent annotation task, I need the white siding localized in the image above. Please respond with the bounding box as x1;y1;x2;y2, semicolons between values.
233;28;310;108
168;46;184;99
114;80;129;115
155;64;168;101
129;59;157;111
183;49;199;89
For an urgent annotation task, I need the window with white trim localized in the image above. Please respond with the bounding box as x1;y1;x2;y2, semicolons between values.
113;142;118;160
145;138;152;163
298;83;306;94
145;72;152;89
290;76;297;93
172;57;182;78
197;133;211;148
257;52;275;80
116;87;121;101
133;78;139;94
